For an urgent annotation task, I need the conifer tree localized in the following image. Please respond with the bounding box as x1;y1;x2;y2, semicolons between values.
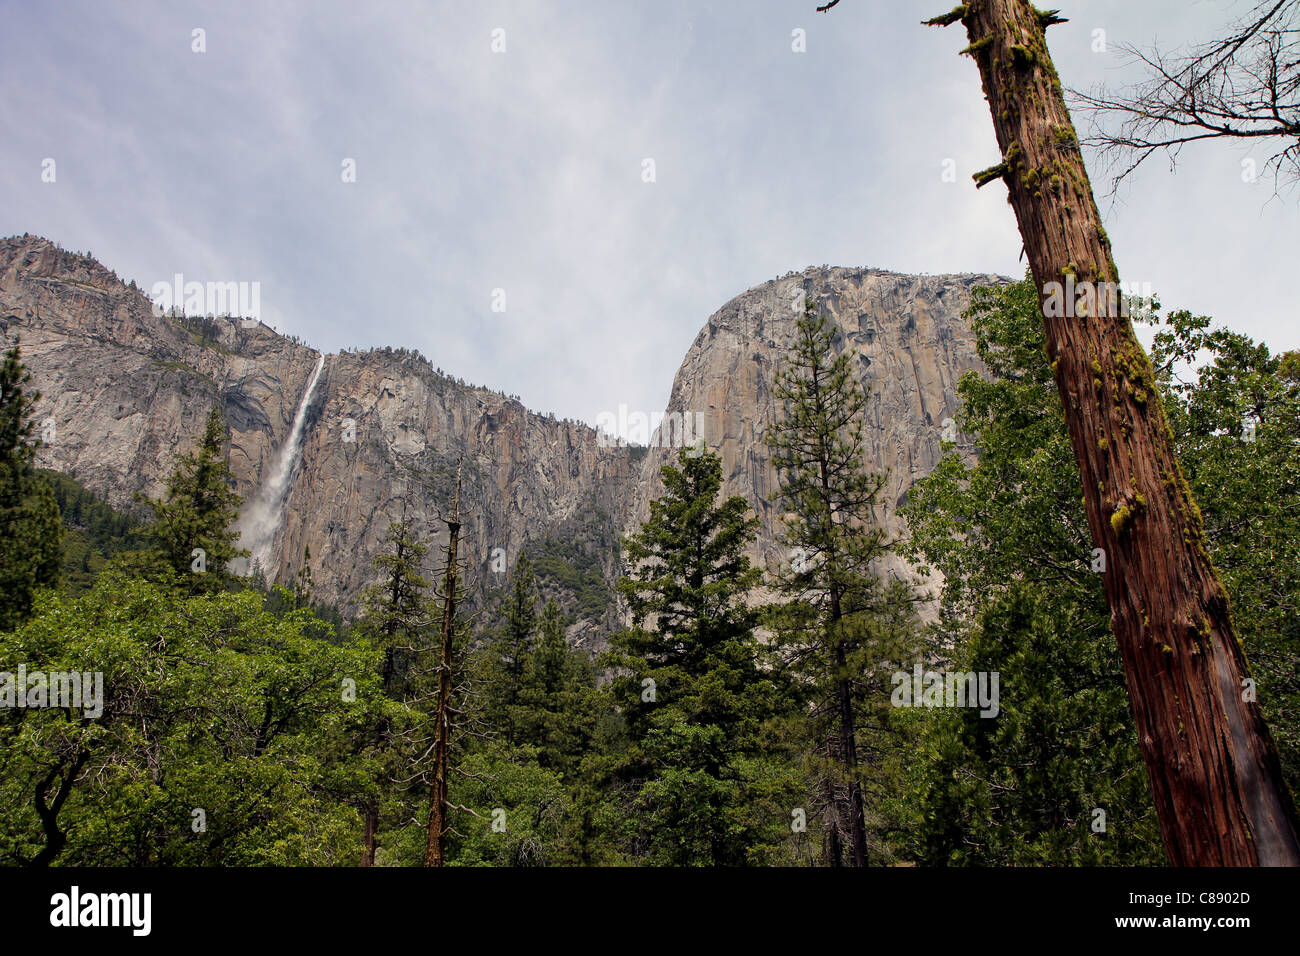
140;405;246;593
765;298;921;867
294;544;314;610
515;598;599;778
922;0;1299;865
362;519;431;686
0;345;63;631
357;518;433;865
601;447;788;865
483;554;539;745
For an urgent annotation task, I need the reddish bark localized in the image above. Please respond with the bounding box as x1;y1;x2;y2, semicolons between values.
928;0;1300;865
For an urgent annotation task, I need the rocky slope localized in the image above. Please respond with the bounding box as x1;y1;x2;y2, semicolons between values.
1;235;997;645
627;267;998;594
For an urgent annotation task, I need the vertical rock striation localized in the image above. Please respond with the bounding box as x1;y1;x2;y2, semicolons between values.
1;236;998;644
627;266;997;597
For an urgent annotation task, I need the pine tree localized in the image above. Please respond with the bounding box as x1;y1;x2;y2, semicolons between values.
0;345;63;631
482;555;539;745
601;447;788;865
23;478;63;590
356;518;433;866
765;298;921;867
515;598;599;778
249;558;267;593
140;405;246;593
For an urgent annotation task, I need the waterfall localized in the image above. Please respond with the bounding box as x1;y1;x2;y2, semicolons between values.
238;354;325;578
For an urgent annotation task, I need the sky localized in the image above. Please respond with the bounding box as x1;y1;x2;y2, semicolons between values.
2;0;1296;436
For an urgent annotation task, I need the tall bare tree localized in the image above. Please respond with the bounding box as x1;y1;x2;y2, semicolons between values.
425;474;464;867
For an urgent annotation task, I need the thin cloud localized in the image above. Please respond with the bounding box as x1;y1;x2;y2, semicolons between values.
0;0;1294;439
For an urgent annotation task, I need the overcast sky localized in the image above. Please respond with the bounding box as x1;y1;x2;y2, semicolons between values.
3;1;1296;434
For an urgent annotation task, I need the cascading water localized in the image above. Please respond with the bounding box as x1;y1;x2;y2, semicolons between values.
238;354;325;577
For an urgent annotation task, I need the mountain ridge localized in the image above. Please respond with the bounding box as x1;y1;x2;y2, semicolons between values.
1;233;1001;646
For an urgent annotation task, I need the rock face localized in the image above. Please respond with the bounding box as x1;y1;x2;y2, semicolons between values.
1;236;996;646
626;267;997;593
0;235;325;521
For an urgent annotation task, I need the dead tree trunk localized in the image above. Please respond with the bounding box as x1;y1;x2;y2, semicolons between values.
926;0;1300;865
361;803;377;866
424;486;462;867
822;736;845;867
833;636;869;867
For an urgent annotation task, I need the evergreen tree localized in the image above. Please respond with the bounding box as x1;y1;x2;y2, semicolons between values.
600;447;792;865
0;345;63;631
477;557;601;776
900;278;1293;864
23;478;63;590
482;555;539;745
515;598;599;779
1147;310;1300;792
355;518;433;865
765;298;922;867
249;558;267;592
140;405;246;593
361;519;432;692
908;584;1163;864
40;470;138;596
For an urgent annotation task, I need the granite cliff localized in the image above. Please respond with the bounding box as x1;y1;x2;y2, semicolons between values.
1;235;996;645
628;267;998;593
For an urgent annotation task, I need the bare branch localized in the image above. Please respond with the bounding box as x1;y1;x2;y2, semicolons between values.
1070;0;1300;194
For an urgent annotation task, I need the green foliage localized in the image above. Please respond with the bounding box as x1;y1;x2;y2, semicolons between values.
514;599;600;779
39;469;140;596
1144;309;1300;790
167;313;236;355
0;573;380;865
0;345;63;631
904;278;1093;614
352;518;437;863
480;555;539;745
461;554;606;865
902;276;1162;865
906;584;1164;865
597;448;800;865
477;561;600;779
526;535;614;620
902;275;1300;864
765;299;924;865
138;405;247;592
445;743;574;866
6;280;1289;868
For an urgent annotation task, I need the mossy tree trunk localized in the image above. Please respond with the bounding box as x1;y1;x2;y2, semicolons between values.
927;0;1300;865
